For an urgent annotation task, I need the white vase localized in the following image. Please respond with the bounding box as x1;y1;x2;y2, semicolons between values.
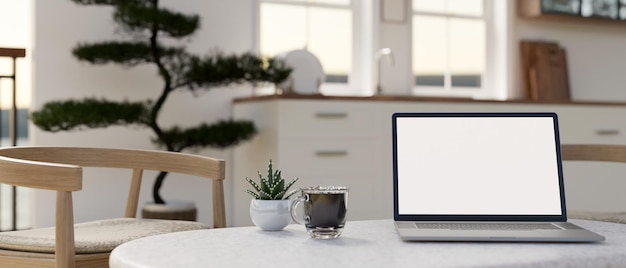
249;199;292;231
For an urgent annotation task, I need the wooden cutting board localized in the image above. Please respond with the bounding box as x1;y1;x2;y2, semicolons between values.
521;41;570;101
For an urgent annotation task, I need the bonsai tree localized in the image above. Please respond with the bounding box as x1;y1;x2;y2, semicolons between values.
30;0;291;205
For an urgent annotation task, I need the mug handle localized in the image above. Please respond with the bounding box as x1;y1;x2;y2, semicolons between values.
290;195;306;224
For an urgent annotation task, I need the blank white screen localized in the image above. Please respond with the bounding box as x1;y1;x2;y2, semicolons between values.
396;117;563;215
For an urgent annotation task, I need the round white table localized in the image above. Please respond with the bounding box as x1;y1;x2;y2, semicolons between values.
110;219;626;268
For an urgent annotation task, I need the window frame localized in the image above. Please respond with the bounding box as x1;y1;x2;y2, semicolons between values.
255;0;364;95
411;0;491;98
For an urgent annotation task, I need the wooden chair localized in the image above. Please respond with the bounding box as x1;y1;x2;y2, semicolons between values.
0;147;226;268
560;144;626;224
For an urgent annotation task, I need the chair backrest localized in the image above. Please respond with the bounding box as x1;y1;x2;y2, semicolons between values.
561;144;626;163
0;146;225;268
560;144;626;223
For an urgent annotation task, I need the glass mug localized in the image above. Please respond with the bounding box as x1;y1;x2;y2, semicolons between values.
290;186;349;239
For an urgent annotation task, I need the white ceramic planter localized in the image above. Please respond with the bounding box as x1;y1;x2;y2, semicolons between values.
249;199;292;231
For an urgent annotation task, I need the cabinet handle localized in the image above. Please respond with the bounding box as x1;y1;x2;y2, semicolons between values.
314;112;348;119
315;150;348;157
595;129;620;135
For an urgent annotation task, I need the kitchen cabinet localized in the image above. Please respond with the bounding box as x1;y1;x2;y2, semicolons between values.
231;96;626;226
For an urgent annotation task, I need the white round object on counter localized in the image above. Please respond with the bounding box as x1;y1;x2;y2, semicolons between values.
277;49;325;94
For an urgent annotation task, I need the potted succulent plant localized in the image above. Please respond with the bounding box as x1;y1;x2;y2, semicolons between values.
246;160;298;231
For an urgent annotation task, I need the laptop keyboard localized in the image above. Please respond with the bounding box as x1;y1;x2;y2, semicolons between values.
415;223;561;230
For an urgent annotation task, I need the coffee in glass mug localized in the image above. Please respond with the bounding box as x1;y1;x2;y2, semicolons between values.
291;186;349;239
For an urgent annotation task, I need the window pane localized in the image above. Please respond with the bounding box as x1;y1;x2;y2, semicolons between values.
308;7;352;79
413;15;446;86
448;0;483;17
449;18;484;87
413;0;445;13
413;0;483;17
261;4;307;56
271;0;350;5
451;75;481;87
260;3;351;83
312;0;350;5
415;75;445;86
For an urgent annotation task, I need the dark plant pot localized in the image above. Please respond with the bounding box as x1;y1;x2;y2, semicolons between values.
142;201;197;221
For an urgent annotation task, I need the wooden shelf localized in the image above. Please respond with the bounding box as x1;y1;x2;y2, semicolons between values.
519;0;626;25
0;48;26;58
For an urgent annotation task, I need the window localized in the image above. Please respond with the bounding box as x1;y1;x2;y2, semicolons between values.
0;0;32;231
258;0;507;99
259;0;353;88
412;0;486;96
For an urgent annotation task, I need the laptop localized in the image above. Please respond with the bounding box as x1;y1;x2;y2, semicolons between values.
392;112;605;242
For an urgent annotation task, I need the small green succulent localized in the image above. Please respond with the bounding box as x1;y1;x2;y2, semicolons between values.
245;160;299;200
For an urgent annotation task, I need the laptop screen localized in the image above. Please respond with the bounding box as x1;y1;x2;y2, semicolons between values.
393;113;567;221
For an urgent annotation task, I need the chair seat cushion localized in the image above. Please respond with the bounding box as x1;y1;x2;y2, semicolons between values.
0;218;210;254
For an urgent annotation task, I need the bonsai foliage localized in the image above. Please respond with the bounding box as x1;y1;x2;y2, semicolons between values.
30;0;291;204
246;160;299;200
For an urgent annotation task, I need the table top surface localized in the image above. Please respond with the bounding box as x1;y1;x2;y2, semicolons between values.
109;219;626;268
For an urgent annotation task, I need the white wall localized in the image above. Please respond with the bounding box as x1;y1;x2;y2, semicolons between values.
32;0;257;228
